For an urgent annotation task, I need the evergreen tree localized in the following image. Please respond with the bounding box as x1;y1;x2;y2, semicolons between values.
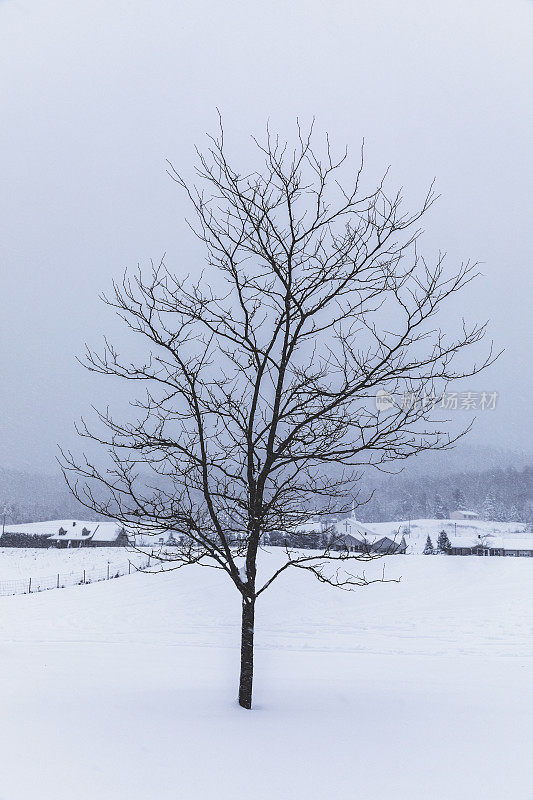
418;491;429;518
507;505;520;524
453;486;466;509
399;496;413;519
423;535;434;555
434;494;449;519
493;500;508;523
482;492;497;521
395;495;414;521
436;530;452;554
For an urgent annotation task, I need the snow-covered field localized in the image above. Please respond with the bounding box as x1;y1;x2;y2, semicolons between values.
0;546;145;581
0;551;531;799
0;546;148;596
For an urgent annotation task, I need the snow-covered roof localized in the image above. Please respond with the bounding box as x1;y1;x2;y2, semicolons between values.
49;522;124;542
2;520;124;542
336;517;403;544
448;533;533;550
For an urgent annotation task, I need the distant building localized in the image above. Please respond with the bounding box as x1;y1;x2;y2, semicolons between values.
1;520;128;548
339;518;406;554
344;532;407;555
267;516;408;553
48;521;128;548
450;510;479;521
448;533;533;557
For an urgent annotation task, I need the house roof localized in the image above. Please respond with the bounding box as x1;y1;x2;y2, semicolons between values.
2;520;124;542
449;533;533;550
49;522;125;542
336;517;381;542
337;517;405;545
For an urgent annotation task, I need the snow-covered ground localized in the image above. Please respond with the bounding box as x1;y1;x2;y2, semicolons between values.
0;546;145;581
0;547;148;597
0;550;531;799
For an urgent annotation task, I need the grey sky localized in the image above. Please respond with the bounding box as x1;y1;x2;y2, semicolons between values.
0;0;531;472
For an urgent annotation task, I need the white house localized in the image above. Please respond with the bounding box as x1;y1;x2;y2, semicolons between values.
47;521;128;547
1;520;128;548
450;510;479;521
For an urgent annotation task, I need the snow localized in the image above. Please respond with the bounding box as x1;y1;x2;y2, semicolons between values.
0;550;531;798
0;546;144;581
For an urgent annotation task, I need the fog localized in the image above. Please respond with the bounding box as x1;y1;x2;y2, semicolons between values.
0;0;531;473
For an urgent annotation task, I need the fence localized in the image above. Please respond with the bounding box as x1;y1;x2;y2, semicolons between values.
0;556;151;598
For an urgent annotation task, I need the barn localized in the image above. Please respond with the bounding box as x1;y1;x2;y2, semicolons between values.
1;520;128;548
48;521;129;548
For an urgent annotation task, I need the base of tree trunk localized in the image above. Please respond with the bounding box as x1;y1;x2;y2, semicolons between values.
238;597;255;709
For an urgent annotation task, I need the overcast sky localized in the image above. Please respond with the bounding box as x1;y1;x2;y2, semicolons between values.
0;0;531;473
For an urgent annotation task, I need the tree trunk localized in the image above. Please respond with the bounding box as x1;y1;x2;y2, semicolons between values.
238;596;255;709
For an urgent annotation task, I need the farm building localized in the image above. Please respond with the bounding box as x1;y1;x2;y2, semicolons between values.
1;520;128;548
48;521;129;548
448;534;533;557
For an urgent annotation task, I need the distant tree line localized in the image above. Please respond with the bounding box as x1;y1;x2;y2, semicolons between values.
1;464;531;529
0;469;101;526
356;465;533;527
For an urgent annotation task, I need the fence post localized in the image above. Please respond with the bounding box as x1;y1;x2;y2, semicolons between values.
107;562;110;580
57;573;60;589
148;555;151;567
28;577;32;594
83;569;86;585
128;561;131;575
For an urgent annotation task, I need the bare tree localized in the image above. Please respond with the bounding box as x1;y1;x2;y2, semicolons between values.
60;121;495;709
